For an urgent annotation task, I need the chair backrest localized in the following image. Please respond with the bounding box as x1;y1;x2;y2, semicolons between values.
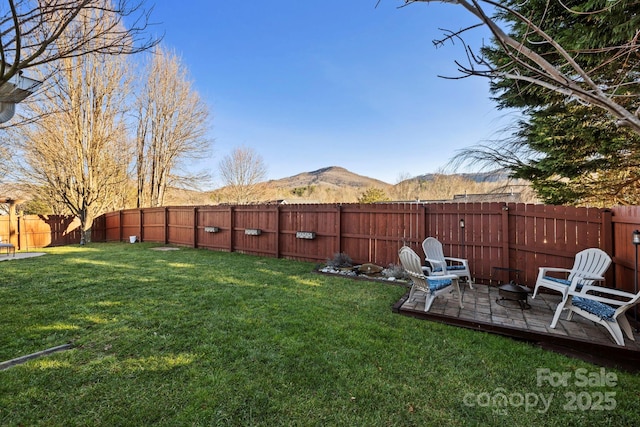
568;248;612;283
398;246;429;291
422;237;445;263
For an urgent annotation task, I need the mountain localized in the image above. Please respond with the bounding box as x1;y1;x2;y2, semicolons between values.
267;166;393;191
215;166;520;204
414;170;511;183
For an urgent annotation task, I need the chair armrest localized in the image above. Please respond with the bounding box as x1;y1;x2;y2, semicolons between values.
574;284;636;300
425;258;447;272
407;270;458;282
444;256;468;265
406;270;427;281
566;275;605;293
428;273;458;281
568;285;635;307
576;275;605;281
569;292;631;307
538;267;572;275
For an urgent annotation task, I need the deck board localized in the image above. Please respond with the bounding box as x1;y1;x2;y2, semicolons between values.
393;283;640;372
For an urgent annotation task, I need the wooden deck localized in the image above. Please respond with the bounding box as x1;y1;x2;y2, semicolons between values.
392;282;640;372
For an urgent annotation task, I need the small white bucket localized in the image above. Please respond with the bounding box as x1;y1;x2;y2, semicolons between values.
129;236;137;244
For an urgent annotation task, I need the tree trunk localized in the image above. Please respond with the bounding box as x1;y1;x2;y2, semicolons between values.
80;226;92;245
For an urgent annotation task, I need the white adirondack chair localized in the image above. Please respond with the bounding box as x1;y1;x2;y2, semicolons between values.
550;280;640;346
532;248;611;302
421;237;473;289
399;246;463;312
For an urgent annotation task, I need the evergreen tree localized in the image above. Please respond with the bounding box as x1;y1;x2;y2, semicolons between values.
358;188;391;203
477;0;640;205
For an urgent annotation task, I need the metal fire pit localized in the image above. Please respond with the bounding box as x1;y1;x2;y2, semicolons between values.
496;281;531;309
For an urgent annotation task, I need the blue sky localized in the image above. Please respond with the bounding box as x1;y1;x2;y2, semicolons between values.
148;0;513;185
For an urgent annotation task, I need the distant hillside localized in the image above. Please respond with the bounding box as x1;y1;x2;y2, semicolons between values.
414;170;510;183
267;166;393;191
164;186;212;206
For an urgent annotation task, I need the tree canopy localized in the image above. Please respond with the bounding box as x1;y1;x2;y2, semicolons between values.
482;0;640;205
403;0;640;205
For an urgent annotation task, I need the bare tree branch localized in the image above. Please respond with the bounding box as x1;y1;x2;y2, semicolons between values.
0;0;159;87
403;0;640;133
218;147;269;205
134;45;211;208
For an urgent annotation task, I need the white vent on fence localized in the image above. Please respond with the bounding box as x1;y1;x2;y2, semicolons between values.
204;226;220;233
245;229;261;236
296;231;316;240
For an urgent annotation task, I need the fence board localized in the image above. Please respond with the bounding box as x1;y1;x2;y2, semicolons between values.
231;205;278;257
278;204;339;262
104;212;121;242
195;206;232;251
167;207;196;247
140;208;168;243
610;206;640;293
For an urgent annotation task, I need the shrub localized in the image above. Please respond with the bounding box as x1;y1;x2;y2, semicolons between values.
326;252;353;268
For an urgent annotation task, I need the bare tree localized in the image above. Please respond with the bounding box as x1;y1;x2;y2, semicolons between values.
0;0;156;87
217;147;268;204
134;45;211;208
5;7;134;244
401;0;640;134
391;172;419;201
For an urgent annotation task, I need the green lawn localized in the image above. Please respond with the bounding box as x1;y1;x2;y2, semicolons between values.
0;243;638;426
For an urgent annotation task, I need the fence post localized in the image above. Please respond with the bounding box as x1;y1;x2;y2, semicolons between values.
601;209;613;253
139;209;143;243
601;209;614;286
501;203;510;274
275;205;281;258
193;207;198;248
164;207;169;245
420;204;427;247
17;214;22;250
229;206;235;253
336;204;342;255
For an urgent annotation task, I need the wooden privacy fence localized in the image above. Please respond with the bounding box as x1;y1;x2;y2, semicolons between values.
5;203;640;294
0;214;83;249
94;202;640;292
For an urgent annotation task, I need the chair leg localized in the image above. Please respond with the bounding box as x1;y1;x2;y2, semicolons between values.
424;294;435;312
618;316;635;341
566;309;575;321
408;285;418;302
532;268;547;299
550;295;575;328
532;284;540;299
550;302;567;328
601;321;625;346
453;280;463;309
